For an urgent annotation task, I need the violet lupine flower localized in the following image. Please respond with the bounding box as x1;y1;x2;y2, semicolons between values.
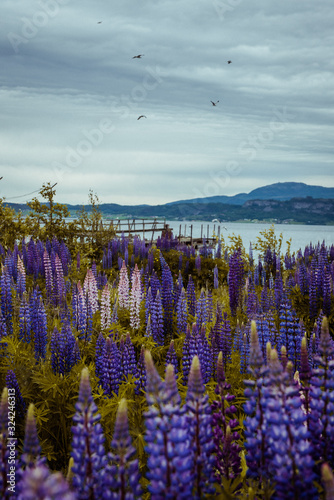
1;266;13;335
20;404;44;469
134;346;146;395
195;254;201;271
309;317;334;467
119;334;138;382
18;294;32;344
130;263;142;330
145;287;153;325
5;370;26;420
186;356;215;498
176;287;188;335
18;464;75;500
195;289;207;329
160;256;174;342
53;253;66;308
30;294;47;362
322;463;334;500
265;349;317;499
299;335;312;433
100;284;111;330
101;338;121;396
118;260;130;309
309;268;319;320
151;289;164;346
70;368;107;500
211;352;241;481
243;321;270;479
246;281;259;320
95;332;106;382
278;298;302;371
186;275;196;318
213;265;219;289
228;248;244;316
323;269;332;317
105;399;142;499
144;352;193;499
165;340;178;376
0;388;11;499
182;323;212;385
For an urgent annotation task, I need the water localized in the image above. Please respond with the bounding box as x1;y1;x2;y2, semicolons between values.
165;220;334;255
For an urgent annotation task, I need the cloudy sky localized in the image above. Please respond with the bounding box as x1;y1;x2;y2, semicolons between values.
1;0;334;206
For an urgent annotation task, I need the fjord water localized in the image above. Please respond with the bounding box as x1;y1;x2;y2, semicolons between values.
165;221;334;254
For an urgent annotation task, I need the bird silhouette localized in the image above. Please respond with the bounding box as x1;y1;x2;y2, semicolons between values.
227;60;232;64
210;100;219;106
137;115;147;120
132;54;144;59
97;21;102;24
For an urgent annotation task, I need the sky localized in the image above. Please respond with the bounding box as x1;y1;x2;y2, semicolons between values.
1;0;334;206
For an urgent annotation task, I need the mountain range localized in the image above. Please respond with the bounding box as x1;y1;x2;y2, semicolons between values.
6;182;334;225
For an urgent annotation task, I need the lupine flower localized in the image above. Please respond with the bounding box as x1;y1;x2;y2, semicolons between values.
176;287;188;335
309;317;334;467
83;268;99;315
70;367;107;499
134;346;146;395
160;256;174;341
186;275;196;317
100;284;111;330
118;260;130;309
105;399;142;499
5;370;26;420
101;338;121;396
211;352;241;480
18;294;32;344
144;352;193;499
18;464;75;500
150;289;164;346
165;340;178;376
130;264;142;330
228;248;244;316
195;289;207;329
20;404;44;469
16;254;26;298
95;332;106;382
186;355;215;498
1;266;13;335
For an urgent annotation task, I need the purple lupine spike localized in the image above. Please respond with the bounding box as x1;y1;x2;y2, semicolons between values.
134;346;146;395
100;284;111;330
195;289;207;329
18;464;75;500
130;263;142;330
213;265;219;289
322;463;334;500
0;388;11;498
70;368;106;499
150;289;164;346
160;255;174;342
323;269;332;317
6;370;26;420
144;352;193;498
309;317;334;466
18;293;32;344
31;295;47;362
186;356;215;498
211;352;241;481
95;333;106;382
20;404;44;469
105;399;142;499
165;340;178;376
186;275;196;317
246;281;259;320
264;349;317;499
101;337;121;396
50;327;65;375
0;266;13;335
145;287;153;326
243;322;270;479
118;260;130;309
228;248;244;316
176;287;188;335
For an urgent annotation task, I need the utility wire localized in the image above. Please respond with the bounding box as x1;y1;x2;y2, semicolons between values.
5;188;42;201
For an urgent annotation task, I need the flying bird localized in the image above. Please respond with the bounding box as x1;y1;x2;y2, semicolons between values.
132;54;144;59
137;115;147;120
227;60;232;64
97;21;102;24
210;100;219;106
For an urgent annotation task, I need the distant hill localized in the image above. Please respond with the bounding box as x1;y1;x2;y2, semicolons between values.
5;182;334;225
166;182;334;205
